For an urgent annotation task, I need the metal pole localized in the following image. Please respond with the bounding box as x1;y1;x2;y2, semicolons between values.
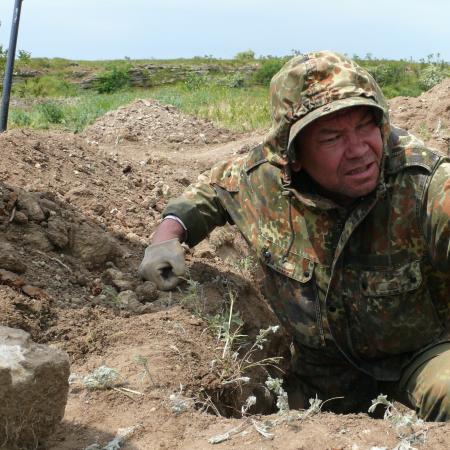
1;0;24;132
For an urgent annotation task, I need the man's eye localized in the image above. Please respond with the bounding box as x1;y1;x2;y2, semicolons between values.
358;120;374;130
321;135;340;144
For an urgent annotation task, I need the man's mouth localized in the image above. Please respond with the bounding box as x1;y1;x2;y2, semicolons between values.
346;162;375;176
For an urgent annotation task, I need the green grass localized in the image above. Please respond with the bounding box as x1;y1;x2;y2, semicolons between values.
9;90;155;132
3;54;449;134
148;83;269;131
8;83;270;133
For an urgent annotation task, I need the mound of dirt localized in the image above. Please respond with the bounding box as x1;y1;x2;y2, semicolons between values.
389;78;450;153
82;98;237;147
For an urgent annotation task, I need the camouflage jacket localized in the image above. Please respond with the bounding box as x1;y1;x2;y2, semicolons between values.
164;130;450;380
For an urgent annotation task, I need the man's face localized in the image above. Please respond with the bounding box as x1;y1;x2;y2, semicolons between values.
292;106;383;202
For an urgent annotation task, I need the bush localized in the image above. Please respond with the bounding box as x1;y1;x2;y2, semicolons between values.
17;49;31;63
368;64;405;87
419;65;446;90
37;101;65;124
95;65;131;94
184;73;205;91
13;76;77;97
10;110;32;127
253;58;286;86
234;50;255;61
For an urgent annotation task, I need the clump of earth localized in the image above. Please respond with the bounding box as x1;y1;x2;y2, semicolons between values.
1;80;449;449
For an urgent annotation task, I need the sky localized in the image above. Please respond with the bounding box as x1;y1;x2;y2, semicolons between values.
0;0;449;62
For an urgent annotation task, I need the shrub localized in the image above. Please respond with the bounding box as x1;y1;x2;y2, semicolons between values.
37;101;65;124
184;73;206;91
234;50;255;61
419;65;446;90
95;65;131;94
17;49;31;63
14;76;77;97
10;109;32;127
368;64;405;87
253;58;286;86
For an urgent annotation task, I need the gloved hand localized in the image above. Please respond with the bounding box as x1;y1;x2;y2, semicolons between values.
138;238;186;290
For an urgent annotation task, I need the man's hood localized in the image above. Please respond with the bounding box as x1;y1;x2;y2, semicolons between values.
262;51;391;167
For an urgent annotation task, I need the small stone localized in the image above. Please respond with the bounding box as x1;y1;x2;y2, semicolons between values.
46;216;69;249
102;268;137;292
116;290;142;313
135;281;159;303
17;192;45;222
13;211;29;224
0;242;27;274
21;285;48;299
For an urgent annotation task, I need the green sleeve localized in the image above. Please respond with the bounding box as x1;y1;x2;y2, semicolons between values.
163;180;232;247
424;161;450;270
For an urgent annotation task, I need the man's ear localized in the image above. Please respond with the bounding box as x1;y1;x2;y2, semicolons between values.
291;160;302;172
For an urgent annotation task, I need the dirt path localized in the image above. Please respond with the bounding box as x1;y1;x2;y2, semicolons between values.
1;86;450;449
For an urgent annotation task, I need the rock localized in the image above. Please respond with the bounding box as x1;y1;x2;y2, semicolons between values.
69;223;123;268
103;268;137;292
0;269;26;289
0;241;27;273
116;290;142;313
135;281;159;303
23;223;54;251
21;284;48;299
12;211;28;224
63;185;93;203
46;216;69;249
0;326;70;449
17;191;45;222
192;240;214;259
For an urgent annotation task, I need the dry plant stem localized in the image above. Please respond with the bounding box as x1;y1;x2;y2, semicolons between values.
35;249;73;273
222;290;236;359
8;206;16;223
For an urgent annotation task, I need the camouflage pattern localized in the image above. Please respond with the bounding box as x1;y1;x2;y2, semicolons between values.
163;52;450;399
395;342;450;421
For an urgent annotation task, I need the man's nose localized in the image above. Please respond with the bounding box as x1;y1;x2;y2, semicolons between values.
344;132;367;158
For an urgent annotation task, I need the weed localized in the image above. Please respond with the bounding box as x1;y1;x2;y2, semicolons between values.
417;122;431;141
95;65;131;94
81;366;121;390
9;109;31;127
184;73;206;91
369;394;427;449
265;376;289;413
233;255;257;275
179;277;206;316
214;294;282;386
134;355;155;386
168;385;195;415
37;101;65;124
252;57;287;86
234;50;255;61
208;384;331;444
419;64;446;90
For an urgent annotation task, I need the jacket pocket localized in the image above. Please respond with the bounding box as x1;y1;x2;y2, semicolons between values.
260;239;325;348
352;261;443;355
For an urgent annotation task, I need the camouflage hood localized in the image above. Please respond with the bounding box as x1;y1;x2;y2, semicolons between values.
263;51;391;166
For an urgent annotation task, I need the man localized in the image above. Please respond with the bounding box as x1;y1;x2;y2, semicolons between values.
139;51;450;421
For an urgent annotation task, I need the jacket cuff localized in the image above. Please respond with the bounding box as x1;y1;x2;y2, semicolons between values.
162;199;210;247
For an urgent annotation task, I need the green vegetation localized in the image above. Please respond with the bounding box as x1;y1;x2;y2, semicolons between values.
0;51;448;133
94;64;132;93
